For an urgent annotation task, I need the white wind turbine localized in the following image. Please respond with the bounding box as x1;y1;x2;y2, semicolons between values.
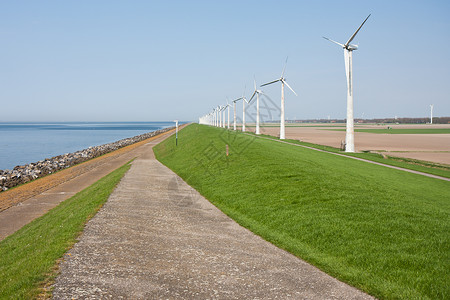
225;100;232;129
216;105;221;127
249;78;264;135
430;104;434;124
241;89;249;132
232;97;243;131
218;105;224;128
323;14;371;152
222;105;227;128
213;107;219;127
261;58;297;140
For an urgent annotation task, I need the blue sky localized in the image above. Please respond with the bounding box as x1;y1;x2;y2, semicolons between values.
0;1;449;122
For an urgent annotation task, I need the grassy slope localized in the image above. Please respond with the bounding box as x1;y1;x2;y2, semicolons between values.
0;161;131;299
253;133;450;178
328;128;450;134
154;124;450;300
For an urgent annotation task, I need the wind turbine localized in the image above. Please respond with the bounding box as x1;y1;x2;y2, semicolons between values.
249;78;264;135
213;107;218;127
222;105;228;128
241;89;249;132
323;14;371;152
216;106;220;127
261;58;297;140
217;105;223;128
222;103;230;128
225;100;232;129
232;97;243;131
219;105;225;127
430;104;434;124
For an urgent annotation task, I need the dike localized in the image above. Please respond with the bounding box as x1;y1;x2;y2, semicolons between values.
0;127;173;192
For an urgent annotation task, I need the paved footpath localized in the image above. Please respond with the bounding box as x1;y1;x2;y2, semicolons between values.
52;142;373;299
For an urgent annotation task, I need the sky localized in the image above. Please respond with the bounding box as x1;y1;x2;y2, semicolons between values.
0;0;449;122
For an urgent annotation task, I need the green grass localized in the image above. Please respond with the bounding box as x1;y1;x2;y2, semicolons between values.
0;161;132;299
154;124;450;300
249;124;347;127
251;133;450;178
328;128;450;134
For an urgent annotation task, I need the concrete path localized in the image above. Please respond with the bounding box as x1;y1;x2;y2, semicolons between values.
0;130;175;240
52;143;373;299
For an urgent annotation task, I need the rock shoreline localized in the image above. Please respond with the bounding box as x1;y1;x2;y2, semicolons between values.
0;127;173;192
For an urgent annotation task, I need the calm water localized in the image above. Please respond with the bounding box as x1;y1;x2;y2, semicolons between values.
0;122;176;170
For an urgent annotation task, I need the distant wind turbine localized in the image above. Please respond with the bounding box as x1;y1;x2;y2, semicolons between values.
217;105;223;128
213;107;219;127
232;97;243;131
430;104;434;124
221;105;227;128
323;14;371;152
249;78;264;135
241;88;249;132
261;58;297;140
225;100;232;129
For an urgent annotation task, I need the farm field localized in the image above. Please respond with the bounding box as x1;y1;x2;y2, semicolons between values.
243;123;450;165
329;128;450;134
154;124;450;300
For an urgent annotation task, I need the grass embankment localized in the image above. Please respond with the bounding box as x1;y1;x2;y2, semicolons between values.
154;124;450;300
329;128;450;134
250;133;450;179
0;161;131;299
248;124;347;127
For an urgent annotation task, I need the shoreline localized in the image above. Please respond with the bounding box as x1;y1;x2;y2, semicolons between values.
0;127;177;240
0;127;174;192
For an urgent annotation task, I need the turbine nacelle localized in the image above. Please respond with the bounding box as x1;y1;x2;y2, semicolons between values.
323;14;370;52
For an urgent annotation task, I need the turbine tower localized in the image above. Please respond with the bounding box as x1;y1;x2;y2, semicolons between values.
214;107;219;127
249;78;264;135
221;105;226;128
323;14;371;152
232;97;243;131
430;104;434;124
242;91;249;132
217;105;223;128
261;58;297;140
226;100;231;129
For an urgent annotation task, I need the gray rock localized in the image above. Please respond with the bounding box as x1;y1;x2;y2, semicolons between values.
0;127;173;192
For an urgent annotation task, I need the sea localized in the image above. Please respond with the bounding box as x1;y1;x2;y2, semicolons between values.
0;122;176;170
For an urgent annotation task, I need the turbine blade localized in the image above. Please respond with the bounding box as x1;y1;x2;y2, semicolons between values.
233;97;243;102
281;56;288;77
261;79;281;87
345;14;371;47
323;36;344;47
249;91;257;102
254;77;257;90
283;80;298;96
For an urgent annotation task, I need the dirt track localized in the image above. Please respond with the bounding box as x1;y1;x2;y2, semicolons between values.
242;123;450;165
